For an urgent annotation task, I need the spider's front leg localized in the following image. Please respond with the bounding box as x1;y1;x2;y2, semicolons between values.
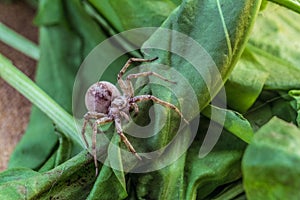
114;117;142;160
126;71;176;85
117;57;158;81
92;116;113;176
117;57;158;96
81;112;106;148
131;95;189;124
130;103;139;116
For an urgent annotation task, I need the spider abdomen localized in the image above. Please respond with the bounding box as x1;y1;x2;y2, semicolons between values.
85;81;121;114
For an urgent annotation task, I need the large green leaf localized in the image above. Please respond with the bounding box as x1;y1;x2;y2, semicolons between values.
224;3;300;115
88;0;180;32
242;117;300;199
131;118;246;199
142;0;262;112
228;3;300;94
186;122;246;200
268;0;300;14
133;129;189;199
130;0;261;199
225;54;269;113
87;135;128;200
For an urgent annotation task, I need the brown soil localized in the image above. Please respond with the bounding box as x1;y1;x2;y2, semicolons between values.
0;1;38;171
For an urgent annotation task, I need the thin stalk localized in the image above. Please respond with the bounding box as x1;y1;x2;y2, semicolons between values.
0;22;40;60
0;53;82;147
268;0;300;14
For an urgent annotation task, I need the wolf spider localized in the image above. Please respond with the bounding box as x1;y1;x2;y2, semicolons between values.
81;57;188;175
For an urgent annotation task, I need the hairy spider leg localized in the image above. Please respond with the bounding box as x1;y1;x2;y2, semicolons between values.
81;112;106;148
117;57;158;96
114;117;142;160
125;71;176;97
130;102;139;115
92;116;114;176
81;120;89;147
126;71;176;84
119;111;131;121
131;95;189;124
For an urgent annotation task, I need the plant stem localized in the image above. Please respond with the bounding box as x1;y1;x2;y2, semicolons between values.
0;22;40;60
0;53;82;147
268;0;300;14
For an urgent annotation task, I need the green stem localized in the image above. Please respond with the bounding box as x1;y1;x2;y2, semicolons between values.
0;53;82;147
0;22;40;60
268;0;300;14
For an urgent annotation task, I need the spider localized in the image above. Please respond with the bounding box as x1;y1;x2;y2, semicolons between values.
81;57;188;176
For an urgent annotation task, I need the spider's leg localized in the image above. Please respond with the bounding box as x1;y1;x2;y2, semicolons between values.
131;95;189;124
92;116;113;176
118;57;158;80
85;111;107;118
130;103;139;116
120;111;130;121
81;119;89;148
81;112;106;148
114;118;142;160
126;71;176;84
117;57;158;95
124;71;176;97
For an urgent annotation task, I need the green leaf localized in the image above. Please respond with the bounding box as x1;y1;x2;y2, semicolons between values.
64;0;106;57
34;0;63;25
238;3;300;90
226;3;300;114
245;91;297;131
270;98;297;123
87;165;127;200
126;0;262;199
0;168;39;184
245;101;274;131
225;53;269;113
268;0;300;14
289;90;300;126
0;151;96;200
186;119;246;200
204;180;245;200
202;105;254;143
84;135;127;200
142;0;262;112
133;129;189;199
242;117;300;199
260;0;269;10
88;0;179;32
227;2;300;119
38;151;57;173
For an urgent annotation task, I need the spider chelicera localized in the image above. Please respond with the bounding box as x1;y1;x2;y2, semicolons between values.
81;57;188;175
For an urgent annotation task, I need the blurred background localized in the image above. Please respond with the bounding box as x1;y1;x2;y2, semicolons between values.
0;0;37;170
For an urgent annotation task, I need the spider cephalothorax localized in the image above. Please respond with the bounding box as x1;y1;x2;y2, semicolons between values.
81;57;188;176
